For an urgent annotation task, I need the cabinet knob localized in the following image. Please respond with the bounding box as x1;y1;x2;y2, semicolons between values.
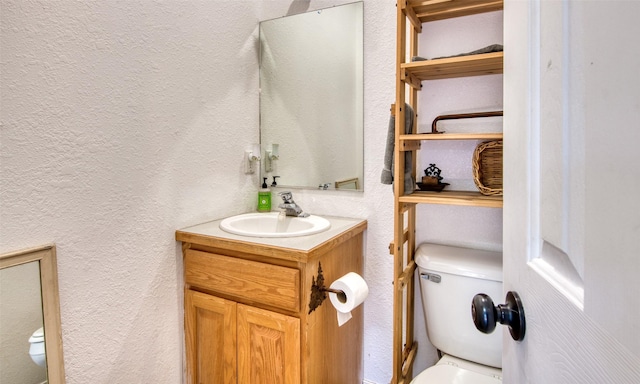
471;291;526;341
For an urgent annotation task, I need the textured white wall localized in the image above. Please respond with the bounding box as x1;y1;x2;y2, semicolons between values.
1;1;262;383
0;1;501;383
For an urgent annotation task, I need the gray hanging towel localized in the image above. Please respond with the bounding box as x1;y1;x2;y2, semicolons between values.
381;103;415;195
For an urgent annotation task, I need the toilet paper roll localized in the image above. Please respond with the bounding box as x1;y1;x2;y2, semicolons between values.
328;272;369;327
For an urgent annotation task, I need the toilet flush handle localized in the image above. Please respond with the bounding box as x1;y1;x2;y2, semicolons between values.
471;291;526;341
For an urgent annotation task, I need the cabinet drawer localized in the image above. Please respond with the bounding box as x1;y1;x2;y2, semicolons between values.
184;249;300;312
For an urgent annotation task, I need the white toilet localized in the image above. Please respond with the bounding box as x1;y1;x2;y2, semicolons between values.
412;243;503;384
28;327;46;367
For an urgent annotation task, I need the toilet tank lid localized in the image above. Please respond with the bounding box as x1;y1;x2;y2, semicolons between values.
415;243;502;282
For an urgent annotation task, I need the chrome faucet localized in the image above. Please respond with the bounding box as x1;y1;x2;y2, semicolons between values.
278;191;309;217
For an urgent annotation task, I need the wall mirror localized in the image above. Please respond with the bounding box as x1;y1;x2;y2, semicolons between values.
0;245;65;384
259;2;364;191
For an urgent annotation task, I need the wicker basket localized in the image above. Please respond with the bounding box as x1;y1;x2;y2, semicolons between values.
472;140;503;196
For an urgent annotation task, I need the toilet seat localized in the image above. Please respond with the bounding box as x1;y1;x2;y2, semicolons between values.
411;355;501;384
411;364;501;384
28;327;46;367
29;327;44;344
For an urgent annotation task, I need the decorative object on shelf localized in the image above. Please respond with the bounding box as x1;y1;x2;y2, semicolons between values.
473;140;503;195
423;163;443;183
417;163;449;192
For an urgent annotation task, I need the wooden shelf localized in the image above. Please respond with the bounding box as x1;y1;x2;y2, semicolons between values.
398;133;504;206
401;52;503;83
399;132;502;151
408;0;503;23
399;190;503;208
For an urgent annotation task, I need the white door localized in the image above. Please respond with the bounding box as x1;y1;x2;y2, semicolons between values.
502;0;640;382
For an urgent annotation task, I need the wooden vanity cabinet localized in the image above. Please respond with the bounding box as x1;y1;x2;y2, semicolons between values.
185;289;300;384
185;290;237;383
177;217;366;384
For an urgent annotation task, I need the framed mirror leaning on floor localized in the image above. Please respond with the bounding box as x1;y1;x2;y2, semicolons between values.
0;244;65;384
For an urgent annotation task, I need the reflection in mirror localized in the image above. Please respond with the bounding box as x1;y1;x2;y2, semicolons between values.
0;261;44;383
0;245;65;384
260;2;364;191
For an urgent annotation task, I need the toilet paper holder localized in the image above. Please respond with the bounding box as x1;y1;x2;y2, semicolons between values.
308;262;346;314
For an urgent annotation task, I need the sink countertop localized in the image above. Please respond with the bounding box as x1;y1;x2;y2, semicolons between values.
176;214;367;255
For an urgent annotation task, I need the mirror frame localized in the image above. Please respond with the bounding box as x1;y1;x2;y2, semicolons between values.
0;244;65;384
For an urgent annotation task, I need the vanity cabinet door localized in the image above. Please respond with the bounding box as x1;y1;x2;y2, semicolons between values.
237;304;301;384
185;289;237;384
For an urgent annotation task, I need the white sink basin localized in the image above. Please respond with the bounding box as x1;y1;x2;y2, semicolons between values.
219;212;331;238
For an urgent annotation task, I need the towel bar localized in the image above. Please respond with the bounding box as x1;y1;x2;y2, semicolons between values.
431;110;503;134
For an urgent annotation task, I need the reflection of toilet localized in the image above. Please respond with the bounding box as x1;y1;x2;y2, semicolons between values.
412;243;503;384
28;327;46;367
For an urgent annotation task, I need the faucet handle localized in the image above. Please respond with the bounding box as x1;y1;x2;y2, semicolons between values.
278;191;294;203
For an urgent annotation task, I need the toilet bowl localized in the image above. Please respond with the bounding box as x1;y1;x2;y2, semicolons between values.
412;243;503;384
411;355;501;384
28;327;46;367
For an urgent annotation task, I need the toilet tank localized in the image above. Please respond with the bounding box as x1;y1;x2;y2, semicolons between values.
415;243;503;368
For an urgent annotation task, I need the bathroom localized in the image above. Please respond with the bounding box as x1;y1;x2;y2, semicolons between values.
2;1;639;384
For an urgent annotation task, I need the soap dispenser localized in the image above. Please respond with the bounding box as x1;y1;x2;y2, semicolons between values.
258;177;271;212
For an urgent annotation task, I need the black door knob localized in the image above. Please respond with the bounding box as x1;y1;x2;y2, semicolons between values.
471;291;526;341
